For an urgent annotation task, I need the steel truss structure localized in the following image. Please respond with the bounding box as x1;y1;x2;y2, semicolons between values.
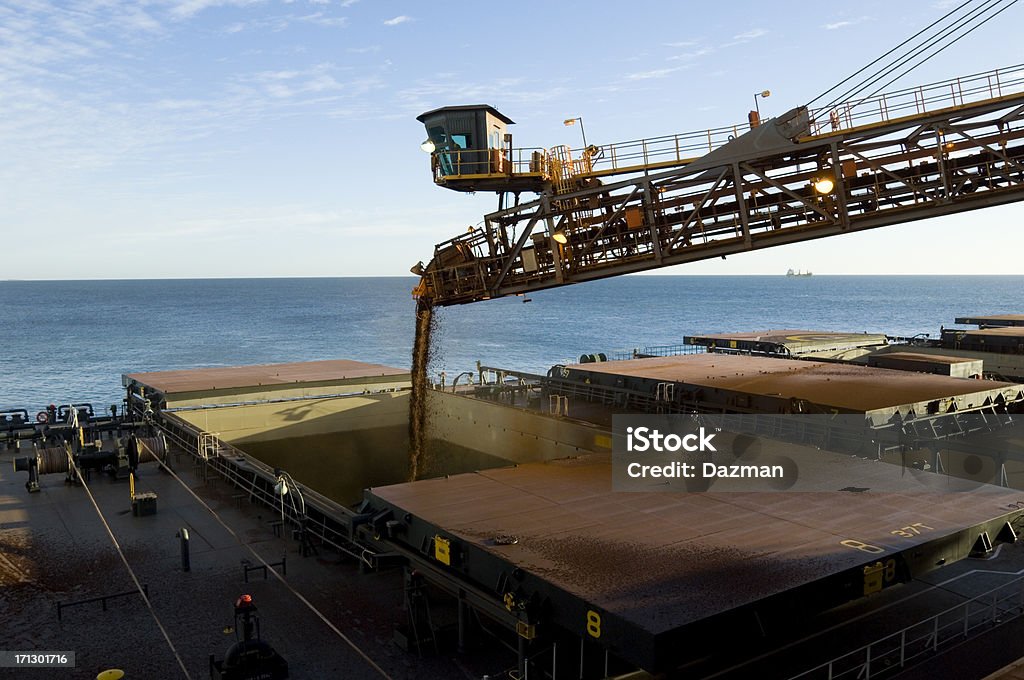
418;79;1024;306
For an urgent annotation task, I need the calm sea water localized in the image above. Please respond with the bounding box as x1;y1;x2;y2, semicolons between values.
1;276;1020;413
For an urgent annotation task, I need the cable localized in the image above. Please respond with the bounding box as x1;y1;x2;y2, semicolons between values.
830;0;1013;111
147;450;394;680
857;0;1020;101
76;468;194;679
808;0;1020;121
818;0;1006;112
806;0;976;108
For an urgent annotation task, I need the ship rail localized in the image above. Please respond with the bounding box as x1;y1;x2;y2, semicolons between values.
153;412;379;568
789;572;1024;680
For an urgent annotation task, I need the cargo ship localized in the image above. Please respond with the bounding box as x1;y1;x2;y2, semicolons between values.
5;17;1024;678
4;314;1024;679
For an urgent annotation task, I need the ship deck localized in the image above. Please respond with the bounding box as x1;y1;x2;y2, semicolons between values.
123;359;408;394
122;359;411;407
560;353;1024;420
955;315;1024;328
682;329;888;355
366;448;1024;671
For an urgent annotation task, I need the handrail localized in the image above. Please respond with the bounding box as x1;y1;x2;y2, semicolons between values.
789;573;1024;680
153;412;378;567
808;63;1024;136
434;63;1024;184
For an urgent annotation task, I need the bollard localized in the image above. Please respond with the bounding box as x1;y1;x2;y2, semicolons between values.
178;528;191;572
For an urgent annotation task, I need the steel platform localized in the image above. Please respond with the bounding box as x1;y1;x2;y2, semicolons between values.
866;351;984;378
955;315;1024;328
681;330;888;356
558;354;1024;423
942;327;1024;355
365;450;1024;672
122;359;410;407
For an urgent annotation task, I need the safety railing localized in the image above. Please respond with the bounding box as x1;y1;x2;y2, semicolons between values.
619;344;708;359
154;412;379;567
808;63;1024;135
580;123;746;176
431;64;1024;187
432;146;547;181
790;574;1024;680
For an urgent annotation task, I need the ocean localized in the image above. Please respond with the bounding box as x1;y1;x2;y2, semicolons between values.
1;275;1021;413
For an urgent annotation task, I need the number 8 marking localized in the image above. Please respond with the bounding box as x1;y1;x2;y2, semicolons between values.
586;610;601;638
840;539;884;554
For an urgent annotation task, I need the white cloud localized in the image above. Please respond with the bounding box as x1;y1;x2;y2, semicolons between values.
297;11;347;27
667;48;711;61
823;16;871;30
395;75;564;116
733;28;767;40
383;15;411;26
626;67;681;80
168;0;263;20
340;0;360;5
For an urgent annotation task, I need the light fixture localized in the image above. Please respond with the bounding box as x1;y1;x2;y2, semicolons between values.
274;476;289;496
812;176;835;194
420;138;436;153
552;227;568;244
753;90;771;117
563;116;587;147
410;261;424;276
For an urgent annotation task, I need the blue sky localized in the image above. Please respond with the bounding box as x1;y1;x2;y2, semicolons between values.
2;0;1021;279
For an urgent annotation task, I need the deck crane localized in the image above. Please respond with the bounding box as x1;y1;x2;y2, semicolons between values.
409;5;1024;307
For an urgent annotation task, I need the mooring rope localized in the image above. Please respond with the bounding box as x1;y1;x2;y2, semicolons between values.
76;468;193;679
146;449;394;680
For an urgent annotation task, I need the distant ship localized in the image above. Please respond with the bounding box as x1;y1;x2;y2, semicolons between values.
786;269;813;277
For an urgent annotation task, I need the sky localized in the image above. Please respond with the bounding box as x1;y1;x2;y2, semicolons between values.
1;0;1022;279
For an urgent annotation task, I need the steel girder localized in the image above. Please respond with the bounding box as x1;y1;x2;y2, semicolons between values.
418;93;1024;306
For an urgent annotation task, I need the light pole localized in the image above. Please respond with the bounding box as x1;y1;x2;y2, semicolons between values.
563;116;587;148
753;90;771;119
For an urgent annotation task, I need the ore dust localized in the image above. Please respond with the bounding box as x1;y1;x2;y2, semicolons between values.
408;297;435;481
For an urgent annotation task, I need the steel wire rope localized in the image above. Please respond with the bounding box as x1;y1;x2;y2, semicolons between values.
806;0;976;108
854;0;1020;102
75;467;194;679
809;0;1017;126
145;449;394;680
827;0;1013;116
816;0;1008;113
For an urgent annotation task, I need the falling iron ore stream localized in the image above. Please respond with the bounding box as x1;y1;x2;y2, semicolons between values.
408;297;434;481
